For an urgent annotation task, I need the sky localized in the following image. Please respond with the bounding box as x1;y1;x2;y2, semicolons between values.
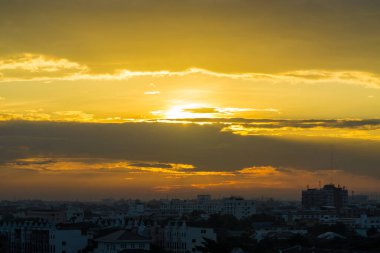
0;0;380;200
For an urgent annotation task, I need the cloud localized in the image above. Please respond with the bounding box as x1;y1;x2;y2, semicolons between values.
142;118;380;140
0;121;379;180
182;107;280;115
154;118;380;129
151;105;281;119
281;70;380;89
190;181;239;189
1;54;380;89
7;157;196;175
0;55;265;82
183;107;219;114
53;111;94;122
150;165;380;195
13;158;58;166
144;91;160;95
239;166;280;176
1;110;380;140
0;109;52;121
0;110;94;122
0;54;88;80
216;108;280;114
1;124;380;200
128;162;172;169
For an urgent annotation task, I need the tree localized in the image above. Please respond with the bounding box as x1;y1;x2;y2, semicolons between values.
367;227;378;237
196;238;236;253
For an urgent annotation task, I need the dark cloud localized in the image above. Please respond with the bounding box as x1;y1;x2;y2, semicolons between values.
128;162;173;169
0;121;379;179
154;118;380;129
13;159;57;166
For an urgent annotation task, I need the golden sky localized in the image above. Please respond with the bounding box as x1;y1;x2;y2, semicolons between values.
0;0;380;200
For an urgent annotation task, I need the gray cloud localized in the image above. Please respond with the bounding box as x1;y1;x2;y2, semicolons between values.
0;121;379;179
154;118;380;129
128;162;173;169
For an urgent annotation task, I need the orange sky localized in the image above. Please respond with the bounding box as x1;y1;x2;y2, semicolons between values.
0;0;380;200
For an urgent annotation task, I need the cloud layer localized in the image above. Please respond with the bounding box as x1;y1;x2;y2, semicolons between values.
0;121;379;199
1;54;380;89
1;121;379;175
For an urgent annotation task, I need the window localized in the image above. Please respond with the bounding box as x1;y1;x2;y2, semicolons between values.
192;239;196;243
62;241;66;246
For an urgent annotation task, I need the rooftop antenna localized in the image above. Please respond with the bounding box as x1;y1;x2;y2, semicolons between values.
329;144;335;184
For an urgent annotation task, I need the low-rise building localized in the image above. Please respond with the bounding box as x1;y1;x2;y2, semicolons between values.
356;214;380;229
0;219;89;253
94;229;151;253
160;196;256;219
163;221;216;253
16;210;67;224
66;206;85;223
254;227;308;241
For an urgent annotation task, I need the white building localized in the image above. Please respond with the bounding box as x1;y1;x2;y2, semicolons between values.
163;221;217;253
220;197;256;219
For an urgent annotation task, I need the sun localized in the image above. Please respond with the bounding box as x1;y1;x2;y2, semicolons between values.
152;103;217;119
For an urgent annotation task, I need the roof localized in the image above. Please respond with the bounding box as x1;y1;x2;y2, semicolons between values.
317;232;346;240
118;250;149;253
96;230;151;243
265;231;296;240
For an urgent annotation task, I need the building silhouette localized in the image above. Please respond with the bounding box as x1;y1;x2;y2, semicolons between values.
302;184;348;211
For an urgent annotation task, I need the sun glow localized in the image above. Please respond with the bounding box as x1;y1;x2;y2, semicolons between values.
152;103;217;119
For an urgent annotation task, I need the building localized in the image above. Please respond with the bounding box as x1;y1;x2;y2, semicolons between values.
302;184;348;211
254;227;308;241
127;202;145;217
356;214;380;229
66;207;85;223
17;210;67;224
349;194;369;204
163;221;216;253
0;220;89;253
94;229;151;253
220;197;256;219
160;195;256;219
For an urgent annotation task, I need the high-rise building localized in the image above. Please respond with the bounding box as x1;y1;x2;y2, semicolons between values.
302;184;348;211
